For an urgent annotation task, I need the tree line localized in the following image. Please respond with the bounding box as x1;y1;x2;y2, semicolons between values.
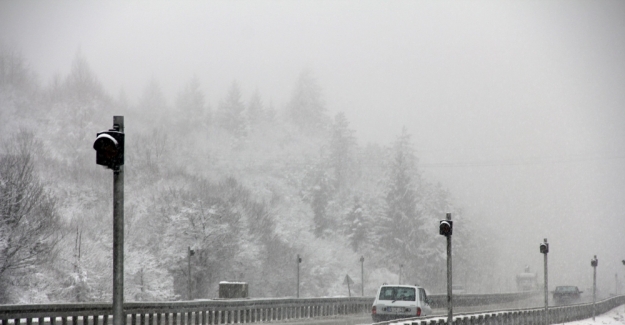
0;46;497;303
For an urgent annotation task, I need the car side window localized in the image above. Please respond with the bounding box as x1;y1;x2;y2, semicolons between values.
419;288;426;302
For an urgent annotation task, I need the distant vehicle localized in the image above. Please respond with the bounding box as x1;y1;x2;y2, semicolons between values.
371;284;433;323
553;286;582;304
516;266;538;291
452;285;465;294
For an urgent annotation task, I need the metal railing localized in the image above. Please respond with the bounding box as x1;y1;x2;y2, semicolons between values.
377;295;625;325
0;292;538;325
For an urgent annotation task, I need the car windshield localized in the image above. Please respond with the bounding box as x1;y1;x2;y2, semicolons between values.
378;287;416;301
556;286;577;292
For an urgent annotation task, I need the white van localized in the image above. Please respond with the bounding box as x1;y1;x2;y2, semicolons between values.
371;284;433;322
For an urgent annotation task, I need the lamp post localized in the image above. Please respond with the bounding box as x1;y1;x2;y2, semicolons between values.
93;116;125;325
187;247;195;300
539;239;549;325
360;256;365;296
399;264;403;285
439;213;454;325
296;254;302;298
591;255;598;321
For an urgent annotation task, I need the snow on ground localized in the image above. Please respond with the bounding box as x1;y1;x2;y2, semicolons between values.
561;306;625;325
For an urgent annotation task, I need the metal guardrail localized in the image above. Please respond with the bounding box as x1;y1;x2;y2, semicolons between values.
375;295;625;325
0;292;539;325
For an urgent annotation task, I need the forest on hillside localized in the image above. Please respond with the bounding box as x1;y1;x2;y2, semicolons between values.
0;46;499;304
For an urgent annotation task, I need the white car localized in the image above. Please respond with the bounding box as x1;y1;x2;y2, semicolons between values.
371;284;433;322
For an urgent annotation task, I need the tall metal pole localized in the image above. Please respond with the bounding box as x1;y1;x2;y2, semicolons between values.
399;264;403;285
446;213;452;325
360;256;365;296
543;238;548;325
592;255;598;321
297;254;301;298
112;116;124;325
188;246;192;300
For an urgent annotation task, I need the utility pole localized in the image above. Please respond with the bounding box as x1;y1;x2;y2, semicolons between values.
296;254;302;298
94;116;125;325
188;247;195;300
445;214;452;325
591;255;598;321
439;213;453;325
360;256;365;296
540;239;549;325
112;117;125;325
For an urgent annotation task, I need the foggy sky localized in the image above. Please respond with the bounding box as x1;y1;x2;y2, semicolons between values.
1;0;624;293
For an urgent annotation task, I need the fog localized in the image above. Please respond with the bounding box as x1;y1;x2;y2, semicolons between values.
1;0;624;295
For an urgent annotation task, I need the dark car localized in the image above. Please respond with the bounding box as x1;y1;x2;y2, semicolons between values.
553;286;582;304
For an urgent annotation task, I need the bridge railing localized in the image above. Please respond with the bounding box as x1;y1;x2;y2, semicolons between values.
376;295;625;325
0;292;538;325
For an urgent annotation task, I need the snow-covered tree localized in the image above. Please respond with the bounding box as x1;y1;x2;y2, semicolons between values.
246;88;264;130
174;75;208;134
382;127;424;263
217;80;247;141
0;131;62;302
286;70;329;133
329;112;358;191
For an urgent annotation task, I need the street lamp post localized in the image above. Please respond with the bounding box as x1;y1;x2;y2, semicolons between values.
187;247;195;300
439;213;454;325
591;255;598;321
93;116;125;325
296;254;302;298
360;256;365;296
540;239;549;325
399;264;403;285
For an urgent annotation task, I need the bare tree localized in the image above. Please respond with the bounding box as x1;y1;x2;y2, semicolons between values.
0;131;61;302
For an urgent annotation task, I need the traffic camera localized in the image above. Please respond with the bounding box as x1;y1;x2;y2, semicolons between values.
93;129;124;170
439;220;453;236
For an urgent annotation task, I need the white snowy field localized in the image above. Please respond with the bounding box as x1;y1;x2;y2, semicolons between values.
561;306;625;325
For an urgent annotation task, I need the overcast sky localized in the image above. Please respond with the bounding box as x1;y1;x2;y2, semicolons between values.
1;0;624;293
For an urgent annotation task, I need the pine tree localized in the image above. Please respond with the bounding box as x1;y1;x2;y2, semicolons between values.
247;88;264;130
382;127;422;260
329;112;357;191
302;163;334;237
175;75;207;134
286;70;329;132
345;196;367;252
217;80;247;140
135;78;169;130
